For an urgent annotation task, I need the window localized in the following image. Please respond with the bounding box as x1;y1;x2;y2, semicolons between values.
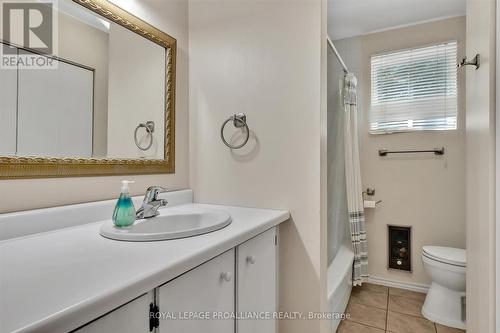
370;41;457;134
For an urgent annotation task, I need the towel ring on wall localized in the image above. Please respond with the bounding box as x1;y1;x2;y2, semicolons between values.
134;121;155;151
220;113;250;149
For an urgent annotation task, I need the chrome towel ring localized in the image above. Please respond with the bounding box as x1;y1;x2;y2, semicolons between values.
134;121;155;151
220;113;249;149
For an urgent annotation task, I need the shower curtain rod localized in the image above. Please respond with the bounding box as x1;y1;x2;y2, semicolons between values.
327;36;349;74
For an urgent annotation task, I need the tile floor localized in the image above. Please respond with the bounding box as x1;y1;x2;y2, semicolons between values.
337;283;466;333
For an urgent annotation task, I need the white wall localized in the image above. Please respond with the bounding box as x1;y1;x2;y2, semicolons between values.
17;59;94;157
0;0;189;213
0;47;17;156
57;10;110;157
106;23;165;159
466;0;496;332
188;0;326;332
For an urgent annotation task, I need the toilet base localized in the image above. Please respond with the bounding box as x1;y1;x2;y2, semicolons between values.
421;282;466;330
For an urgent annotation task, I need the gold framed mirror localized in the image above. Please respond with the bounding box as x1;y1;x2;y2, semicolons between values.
0;0;176;179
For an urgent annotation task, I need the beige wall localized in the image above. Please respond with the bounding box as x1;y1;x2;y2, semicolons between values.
188;0;326;332
465;0;496;332
362;17;467;286
0;0;189;213
332;17;467;286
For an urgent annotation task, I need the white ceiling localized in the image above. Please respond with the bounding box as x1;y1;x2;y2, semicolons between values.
328;0;466;40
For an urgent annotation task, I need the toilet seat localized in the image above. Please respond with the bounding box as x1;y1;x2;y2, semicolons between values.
422;246;466;267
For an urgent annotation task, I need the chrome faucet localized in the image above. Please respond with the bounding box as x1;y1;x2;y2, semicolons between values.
136;186;168;219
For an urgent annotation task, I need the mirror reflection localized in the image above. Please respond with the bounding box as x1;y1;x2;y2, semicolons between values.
0;0;166;160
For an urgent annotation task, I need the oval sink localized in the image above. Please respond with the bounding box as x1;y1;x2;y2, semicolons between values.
99;206;231;241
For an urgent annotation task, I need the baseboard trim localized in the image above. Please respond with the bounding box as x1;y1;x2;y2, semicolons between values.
368;276;430;294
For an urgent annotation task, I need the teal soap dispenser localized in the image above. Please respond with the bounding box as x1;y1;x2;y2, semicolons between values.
112;180;136;227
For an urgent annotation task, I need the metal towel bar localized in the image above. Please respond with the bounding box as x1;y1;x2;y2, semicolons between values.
378;147;445;157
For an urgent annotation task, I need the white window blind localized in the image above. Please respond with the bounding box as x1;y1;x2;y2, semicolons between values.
370;41;457;134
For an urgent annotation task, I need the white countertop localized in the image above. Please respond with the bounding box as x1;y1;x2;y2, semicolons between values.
0;203;289;333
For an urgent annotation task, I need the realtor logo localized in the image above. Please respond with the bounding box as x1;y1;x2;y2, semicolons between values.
1;0;58;69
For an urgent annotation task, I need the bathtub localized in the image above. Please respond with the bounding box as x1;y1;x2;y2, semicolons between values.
327;245;354;332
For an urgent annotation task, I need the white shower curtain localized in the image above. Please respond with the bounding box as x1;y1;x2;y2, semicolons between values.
343;73;368;286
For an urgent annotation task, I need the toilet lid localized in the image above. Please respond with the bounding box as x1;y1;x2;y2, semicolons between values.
422;246;466;267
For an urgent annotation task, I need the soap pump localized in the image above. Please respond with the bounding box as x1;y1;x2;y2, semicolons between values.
112;180;136;227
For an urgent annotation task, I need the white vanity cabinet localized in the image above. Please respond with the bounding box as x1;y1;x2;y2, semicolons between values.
74;292;153;333
73;228;277;333
236;228;277;333
157;249;235;333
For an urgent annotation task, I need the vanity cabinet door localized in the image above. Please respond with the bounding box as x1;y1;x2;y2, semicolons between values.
157;249;235;333
237;228;277;333
74;292;153;333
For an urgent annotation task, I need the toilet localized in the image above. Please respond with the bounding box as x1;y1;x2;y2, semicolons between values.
421;246;466;330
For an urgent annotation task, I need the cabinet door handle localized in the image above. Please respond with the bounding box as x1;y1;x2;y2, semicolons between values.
220;272;232;282
246;255;256;264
